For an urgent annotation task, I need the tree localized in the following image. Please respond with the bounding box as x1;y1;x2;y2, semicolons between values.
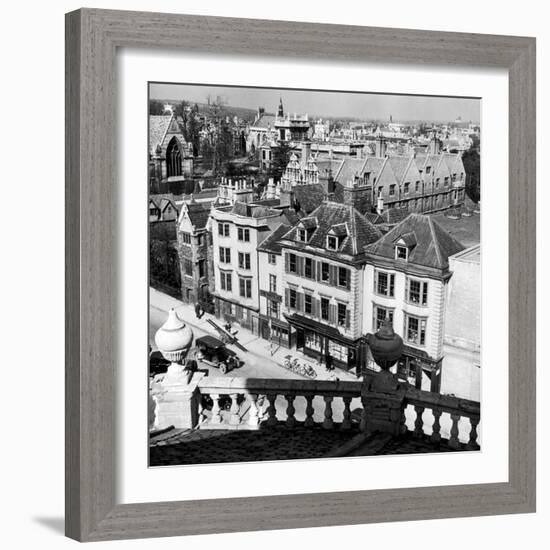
462;148;480;203
149;100;165;115
268;140;293;183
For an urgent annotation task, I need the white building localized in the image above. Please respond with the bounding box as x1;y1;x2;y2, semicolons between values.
442;245;481;400
363;213;465;392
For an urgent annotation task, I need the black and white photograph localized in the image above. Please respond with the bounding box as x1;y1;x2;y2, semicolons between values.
148;83;481;466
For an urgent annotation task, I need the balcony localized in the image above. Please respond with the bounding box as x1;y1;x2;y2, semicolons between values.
150;373;480;466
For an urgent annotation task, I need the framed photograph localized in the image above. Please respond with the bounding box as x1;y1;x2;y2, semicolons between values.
65;8;536;542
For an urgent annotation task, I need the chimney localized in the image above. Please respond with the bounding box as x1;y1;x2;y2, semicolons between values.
375;135;387;157
301;140;311;171
429;133;441;155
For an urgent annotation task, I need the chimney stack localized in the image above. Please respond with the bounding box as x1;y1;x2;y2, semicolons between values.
301;140;311;171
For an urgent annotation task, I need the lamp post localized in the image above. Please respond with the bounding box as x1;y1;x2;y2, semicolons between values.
361;320;406;435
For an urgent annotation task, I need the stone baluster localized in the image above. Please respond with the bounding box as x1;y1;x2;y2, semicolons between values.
266;393;278;427
304;395;315;428
467;416;480;449
285;394;296;428
341;396;352;430
413;404;425;438
322;396;334;430
211;394;222;425
247;393;260;427
430;407;442;443
229;393;241;426
449;413;461;449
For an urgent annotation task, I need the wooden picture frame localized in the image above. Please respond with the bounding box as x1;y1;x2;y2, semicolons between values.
65;8;536;542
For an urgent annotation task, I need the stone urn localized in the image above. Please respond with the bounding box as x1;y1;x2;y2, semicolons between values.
151;308;201;431
154;308;194;373
361;320;406;435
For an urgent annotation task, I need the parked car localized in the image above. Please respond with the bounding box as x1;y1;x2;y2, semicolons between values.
195;335;242;374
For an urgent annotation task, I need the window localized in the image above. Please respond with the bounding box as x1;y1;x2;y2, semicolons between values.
389;184;396;196
426;166;431;174
219;247;231;263
220;271;232;291
181;232;191;244
237;227;250;242
304;293;313;314
304;257;314;279
183;259;192;276
444;176;449;186
375;270;395;297
288;253;297;273
395;245;408;260
267;299;279;318
298;228;307;242
407;278;428;306
405;314;427;346
289;288;297;309
404;182;410;194
218;222;230;237
337;303;347;327
239;278;252;298
373;305;394;330
320;297;330;321
415;181;420;192
197;233;204;246
198;259;205;278
435;178;440;188
166;137;182;178
238;252;251;270
338;267;350;288
327;236;338;250
321;262;330;282
268;253;277;265
269;274;277;292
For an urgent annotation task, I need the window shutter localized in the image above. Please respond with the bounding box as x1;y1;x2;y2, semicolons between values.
329;303;337;325
284;288;289;308
297;256;304;276
296;292;302;312
329;264;337;286
285;252;289;273
345;309;351;330
316;261;321;281
346;268;351;290
311;260;316;280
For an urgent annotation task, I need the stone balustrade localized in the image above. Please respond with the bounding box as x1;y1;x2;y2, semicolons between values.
182;375;480;448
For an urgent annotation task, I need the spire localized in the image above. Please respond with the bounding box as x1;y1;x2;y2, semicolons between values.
277;97;284;118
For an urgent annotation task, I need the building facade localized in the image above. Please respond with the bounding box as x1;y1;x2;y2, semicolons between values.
442;245;481;400
363;213;465;392
176;199;214;309
278;201;382;371
210;202;287;332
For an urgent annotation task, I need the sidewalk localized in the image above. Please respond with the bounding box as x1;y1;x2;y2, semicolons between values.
149;287;357;382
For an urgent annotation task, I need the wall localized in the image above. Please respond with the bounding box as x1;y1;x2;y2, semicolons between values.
3;1;547;550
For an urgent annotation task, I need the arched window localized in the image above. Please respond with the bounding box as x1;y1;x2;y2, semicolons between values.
166;138;182;178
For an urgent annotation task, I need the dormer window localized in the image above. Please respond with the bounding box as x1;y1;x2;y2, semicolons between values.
326;223;348;251
327;235;338;250
395;245;409;260
297;217;317;242
394;232;416;261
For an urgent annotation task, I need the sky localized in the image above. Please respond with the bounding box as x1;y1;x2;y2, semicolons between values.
150;82;480;123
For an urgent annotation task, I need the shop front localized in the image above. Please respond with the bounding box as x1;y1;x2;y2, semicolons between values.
258;315;292;348
285;313;360;372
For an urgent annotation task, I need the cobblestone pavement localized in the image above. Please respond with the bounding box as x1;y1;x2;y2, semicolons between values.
150;425;361;466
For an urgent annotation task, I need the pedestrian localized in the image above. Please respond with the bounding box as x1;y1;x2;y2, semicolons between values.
194;302;201;319
325;351;333;372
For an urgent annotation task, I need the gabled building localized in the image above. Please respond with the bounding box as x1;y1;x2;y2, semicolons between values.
278;201;382;371
363;213;465;392
149;113;194;193
176;198;214;308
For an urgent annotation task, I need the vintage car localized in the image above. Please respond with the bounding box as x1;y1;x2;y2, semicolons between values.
195;335;241;374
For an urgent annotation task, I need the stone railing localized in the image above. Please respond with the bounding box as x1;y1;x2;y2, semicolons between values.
188;376;480;448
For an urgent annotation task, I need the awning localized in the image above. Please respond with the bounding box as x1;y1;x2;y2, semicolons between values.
284;313;358;346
